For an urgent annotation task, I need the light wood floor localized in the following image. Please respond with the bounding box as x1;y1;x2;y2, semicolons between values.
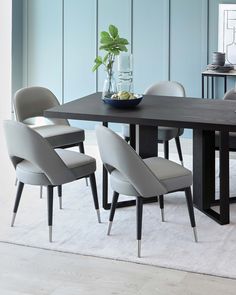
1;130;236;294
0;242;236;295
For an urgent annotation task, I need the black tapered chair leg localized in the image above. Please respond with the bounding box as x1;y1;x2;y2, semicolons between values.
57;185;62;209
78;142;85;154
159;195;164;222
11;181;24;227
136;197;143;258
107;191;119;235
185;187;198;242
89;173;101;223
175;136;184;166
124;136;130;143
79;142;89;186
164;141;169;159
47;186;54;242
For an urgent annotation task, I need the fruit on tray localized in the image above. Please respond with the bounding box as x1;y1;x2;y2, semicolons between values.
111;91;135;100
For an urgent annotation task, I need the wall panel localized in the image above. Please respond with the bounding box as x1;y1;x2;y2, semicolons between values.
64;0;96;103
170;0;203;98
133;0;168;93
27;0;63;101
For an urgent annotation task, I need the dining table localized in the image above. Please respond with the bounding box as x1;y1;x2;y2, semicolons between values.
44;92;236;225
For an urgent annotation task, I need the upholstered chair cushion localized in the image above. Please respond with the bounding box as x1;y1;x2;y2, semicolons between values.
34;125;85;148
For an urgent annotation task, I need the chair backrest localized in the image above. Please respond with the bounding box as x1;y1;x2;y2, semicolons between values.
96;126;167;197
223;88;236;101
13;86;69;125
3;120;75;185
145;81;186;97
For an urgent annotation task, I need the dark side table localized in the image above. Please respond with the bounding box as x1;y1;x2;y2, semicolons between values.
202;70;236;99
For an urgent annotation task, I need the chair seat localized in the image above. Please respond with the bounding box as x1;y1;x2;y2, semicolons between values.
110;157;192;196
34;125;85;148
122;124;183;141
16;149;96;186
215;131;236;150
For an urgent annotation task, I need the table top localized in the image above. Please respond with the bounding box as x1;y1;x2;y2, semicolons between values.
202;70;236;76
44;92;236;132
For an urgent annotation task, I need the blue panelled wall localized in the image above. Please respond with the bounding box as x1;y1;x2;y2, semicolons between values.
12;0;236;132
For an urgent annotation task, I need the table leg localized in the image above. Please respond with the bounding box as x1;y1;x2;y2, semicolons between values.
207;76;209;99
130;124;136;149
218;131;229;224
211;76;214;99
136;125;158;158
224;76;227;94
193;129;230;225
202;74;204;99
193;130;215;210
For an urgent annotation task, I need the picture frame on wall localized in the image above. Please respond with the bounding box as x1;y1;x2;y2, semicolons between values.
218;4;236;66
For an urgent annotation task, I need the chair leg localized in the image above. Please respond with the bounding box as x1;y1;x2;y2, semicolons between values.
40;186;43;199
57;185;62;209
15;178;18;186
124;136;130;143
79;142;89;186
89;173;101;223
107;191;119;235
136;197;143;258
164;141;169;159
47;186;54;242
11;182;24;227
185;187;198;242
175;137;184;166
159;195;164;222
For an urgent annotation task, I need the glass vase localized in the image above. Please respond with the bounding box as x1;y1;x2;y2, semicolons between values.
102;71;117;99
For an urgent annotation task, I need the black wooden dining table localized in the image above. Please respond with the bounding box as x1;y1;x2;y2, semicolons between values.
44;92;236;225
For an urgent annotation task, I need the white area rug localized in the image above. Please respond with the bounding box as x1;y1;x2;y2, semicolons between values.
1;144;236;279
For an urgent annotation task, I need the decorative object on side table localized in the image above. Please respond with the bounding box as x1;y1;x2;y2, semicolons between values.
92;24;129;99
206;51;234;73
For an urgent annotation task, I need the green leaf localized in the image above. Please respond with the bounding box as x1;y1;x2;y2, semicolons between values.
103;53;109;63
92;64;99;72
109;24;118;39
95;56;102;63
100;31;113;44
117;44;128;52
110;48;120;55
117;38;129;45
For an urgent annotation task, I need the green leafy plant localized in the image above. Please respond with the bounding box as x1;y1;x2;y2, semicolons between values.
92;24;129;75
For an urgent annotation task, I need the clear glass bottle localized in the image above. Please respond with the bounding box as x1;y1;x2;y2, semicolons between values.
117;53;133;93
102;71;117;99
117;71;133;92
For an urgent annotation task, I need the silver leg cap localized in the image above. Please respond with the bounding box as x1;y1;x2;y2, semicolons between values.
59;197;62;210
107;221;113;235
96;209;101;223
40;186;43;199
181;161;184;167
193;227;198;243
138;240;141;258
161;208;165;222
49;226;52;243
11;213;16;227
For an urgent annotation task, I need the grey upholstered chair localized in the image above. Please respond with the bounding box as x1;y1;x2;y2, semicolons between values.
13;86;87;199
122;81;186;166
4;120;101;242
96;126;197;258
215;88;236;149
